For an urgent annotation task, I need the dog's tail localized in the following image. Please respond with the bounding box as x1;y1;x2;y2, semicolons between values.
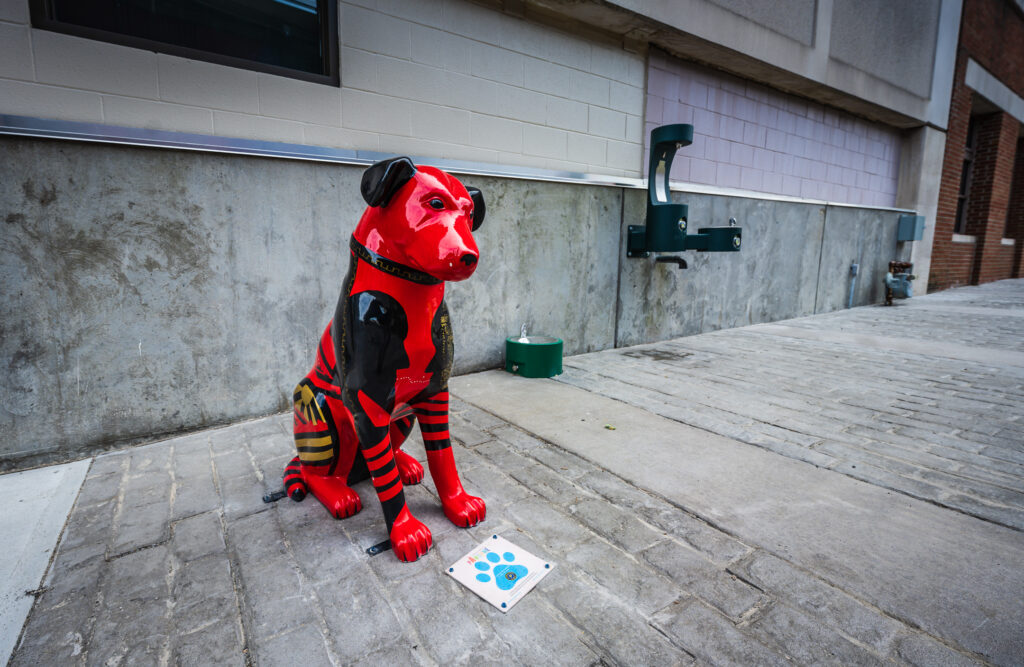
284;456;308;501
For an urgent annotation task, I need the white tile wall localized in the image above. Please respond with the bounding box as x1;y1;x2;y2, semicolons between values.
0;0;645;176
410;102;472;145
0;0;29;24
159;56;259;113
102;96;214;134
0;22;32;81
258;74;343;126
0;78;103;122
32;30;160;98
213;111;306;144
524;124;567;159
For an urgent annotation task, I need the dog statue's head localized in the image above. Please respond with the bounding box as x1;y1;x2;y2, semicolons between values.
353;157;485;282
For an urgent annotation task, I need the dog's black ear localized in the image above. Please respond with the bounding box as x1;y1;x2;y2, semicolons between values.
361;157;417;207
466;187;485;231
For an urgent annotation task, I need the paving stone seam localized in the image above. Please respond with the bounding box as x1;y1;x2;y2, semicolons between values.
104;456;132;562
219;509;259;667
644;605;701;663
727;552;993;665
7;456;102;666
828;438;1024;496
651;595;790;664
834;459;1023;530
271;511;348;667
734;596;893;664
337;517;440;665
79;555;114;667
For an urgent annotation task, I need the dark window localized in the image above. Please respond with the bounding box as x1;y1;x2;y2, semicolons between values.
30;0;338;86
954;117;980;235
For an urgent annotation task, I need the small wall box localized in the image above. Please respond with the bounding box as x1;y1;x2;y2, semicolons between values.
897;214;925;242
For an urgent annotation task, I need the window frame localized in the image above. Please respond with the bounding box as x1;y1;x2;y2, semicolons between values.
954;116;980;236
28;0;340;87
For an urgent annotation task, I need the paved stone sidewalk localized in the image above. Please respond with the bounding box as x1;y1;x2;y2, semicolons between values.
8;414;994;666
8;280;1024;666
561;281;1024;531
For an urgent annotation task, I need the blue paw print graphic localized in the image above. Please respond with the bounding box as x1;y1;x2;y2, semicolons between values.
474;551;527;590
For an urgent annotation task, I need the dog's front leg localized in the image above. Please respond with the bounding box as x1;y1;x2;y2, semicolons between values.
353;390;432;561
415;392;486;528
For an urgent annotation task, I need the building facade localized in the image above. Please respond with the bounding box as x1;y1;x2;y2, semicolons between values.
0;0;977;466
929;0;1024;290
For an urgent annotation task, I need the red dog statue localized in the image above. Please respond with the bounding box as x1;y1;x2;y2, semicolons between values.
283;157;486;561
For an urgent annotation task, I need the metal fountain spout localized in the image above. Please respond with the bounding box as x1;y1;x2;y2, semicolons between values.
627;124;743;262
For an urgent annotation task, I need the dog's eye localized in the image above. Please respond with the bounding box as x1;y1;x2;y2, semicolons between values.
428;198;445;210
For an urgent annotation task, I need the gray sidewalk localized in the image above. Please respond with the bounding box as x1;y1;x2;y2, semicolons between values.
7;280;1024;666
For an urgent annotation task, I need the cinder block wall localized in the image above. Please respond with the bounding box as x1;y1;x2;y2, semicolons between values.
0;0;646;177
0;136;906;470
646;52;903;207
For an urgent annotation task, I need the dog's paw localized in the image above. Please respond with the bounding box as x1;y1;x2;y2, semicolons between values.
326;486;363;519
390;507;432;562
303;474;362;519
442;492;486;528
394;449;425;485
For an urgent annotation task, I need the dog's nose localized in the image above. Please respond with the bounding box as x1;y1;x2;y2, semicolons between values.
460;253;477;267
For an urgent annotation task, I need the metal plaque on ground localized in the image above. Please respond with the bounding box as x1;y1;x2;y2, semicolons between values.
446;535;553;612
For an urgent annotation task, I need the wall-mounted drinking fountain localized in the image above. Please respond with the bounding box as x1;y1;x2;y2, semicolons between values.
627;124;743;265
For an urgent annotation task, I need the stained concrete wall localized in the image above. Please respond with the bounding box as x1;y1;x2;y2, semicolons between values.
1;138;362;468
0;136;908;468
448;178;621;370
615;190;906;347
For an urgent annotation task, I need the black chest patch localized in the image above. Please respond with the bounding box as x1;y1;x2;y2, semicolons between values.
336;289;409;408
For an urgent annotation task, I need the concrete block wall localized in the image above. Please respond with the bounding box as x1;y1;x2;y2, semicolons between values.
338;0;645;175
1;135;910;469
646;51;902;207
0;0;646;176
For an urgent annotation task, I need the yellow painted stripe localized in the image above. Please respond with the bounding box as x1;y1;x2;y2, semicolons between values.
299;449;335;462
295;435;332;449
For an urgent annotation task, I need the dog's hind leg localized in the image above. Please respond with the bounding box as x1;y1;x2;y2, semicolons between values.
290;379;362;519
414;391;486;528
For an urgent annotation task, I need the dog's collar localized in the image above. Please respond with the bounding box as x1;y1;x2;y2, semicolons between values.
349;237;442;285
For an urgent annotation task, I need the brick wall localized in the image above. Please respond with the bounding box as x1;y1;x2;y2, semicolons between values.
0;0;646;176
959;0;1024;94
645;51;902;207
968;111;1018;283
929;0;1024;292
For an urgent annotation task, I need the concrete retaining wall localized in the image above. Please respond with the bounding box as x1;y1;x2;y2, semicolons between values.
0;136;908;468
